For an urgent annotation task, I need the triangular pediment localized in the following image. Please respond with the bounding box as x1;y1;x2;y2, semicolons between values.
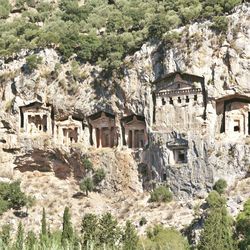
154;72;203;93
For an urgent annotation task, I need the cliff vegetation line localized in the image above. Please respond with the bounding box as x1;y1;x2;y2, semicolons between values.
0;0;242;71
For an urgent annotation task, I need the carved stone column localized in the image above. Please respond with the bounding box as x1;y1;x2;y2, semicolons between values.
132;130;135;148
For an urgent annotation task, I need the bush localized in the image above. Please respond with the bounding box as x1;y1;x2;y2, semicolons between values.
206;190;226;208
80;177;94;196
0;0;11;19
25;55;43;73
122;221;139;250
163;31;181;46
149;186;173;203
82;158;93;172
213;179;227;194
211;16;228;33
139;225;189;250
93;168;106;185
0;181;31;211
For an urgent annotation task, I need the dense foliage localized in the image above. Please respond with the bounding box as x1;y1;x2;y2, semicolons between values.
139;224;189;250
0;195;249;249
198;191;235;250
0;181;34;214
0;0;242;70
213;178;227;194
236;199;250;249
149;185;173;203
0;207;190;250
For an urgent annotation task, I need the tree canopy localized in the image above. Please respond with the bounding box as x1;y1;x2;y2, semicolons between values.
0;0;242;70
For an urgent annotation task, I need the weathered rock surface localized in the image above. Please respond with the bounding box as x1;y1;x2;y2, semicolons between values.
0;2;249;233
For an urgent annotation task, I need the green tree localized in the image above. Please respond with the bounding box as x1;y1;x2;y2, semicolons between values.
98;212;121;247
81;213;99;245
82;158;93;172
80;177;94;196
198;191;235;250
61;207;74;245
236;199;250;250
93;168;106;186
15;221;24;250
213;179;227;194
122;221;139;250
0;181;30;211
26;231;37;250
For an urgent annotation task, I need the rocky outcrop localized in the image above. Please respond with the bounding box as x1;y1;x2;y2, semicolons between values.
0;3;249;200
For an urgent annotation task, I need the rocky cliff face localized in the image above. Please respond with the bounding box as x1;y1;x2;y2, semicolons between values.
0;3;249;204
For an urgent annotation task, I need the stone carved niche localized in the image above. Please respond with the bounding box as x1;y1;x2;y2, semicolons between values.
88;112;117;148
166;136;188;165
55;116;83;145
152;72;206;133
216;94;250;136
121;115;148;149
20;102;52;135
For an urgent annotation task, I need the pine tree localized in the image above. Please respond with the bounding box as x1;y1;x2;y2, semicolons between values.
122;221;139;250
61;207;74;245
198;191;235;250
15;221;24;250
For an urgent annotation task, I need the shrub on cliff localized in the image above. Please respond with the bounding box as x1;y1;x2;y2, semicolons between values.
213;179;227;194
211;16;228;33
0;180;32;212
93;168;106;186
80;177;94;196
149;186;173;203
25;55;43;73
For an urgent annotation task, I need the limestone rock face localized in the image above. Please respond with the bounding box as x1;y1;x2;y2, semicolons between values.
0;3;249;199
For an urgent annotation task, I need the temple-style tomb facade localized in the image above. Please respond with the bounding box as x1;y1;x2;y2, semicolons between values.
153;72;206;133
122;115;148;148
54;116;83;145
20;101;52;135
88;112;117;148
216;94;250;136
166;135;188;165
